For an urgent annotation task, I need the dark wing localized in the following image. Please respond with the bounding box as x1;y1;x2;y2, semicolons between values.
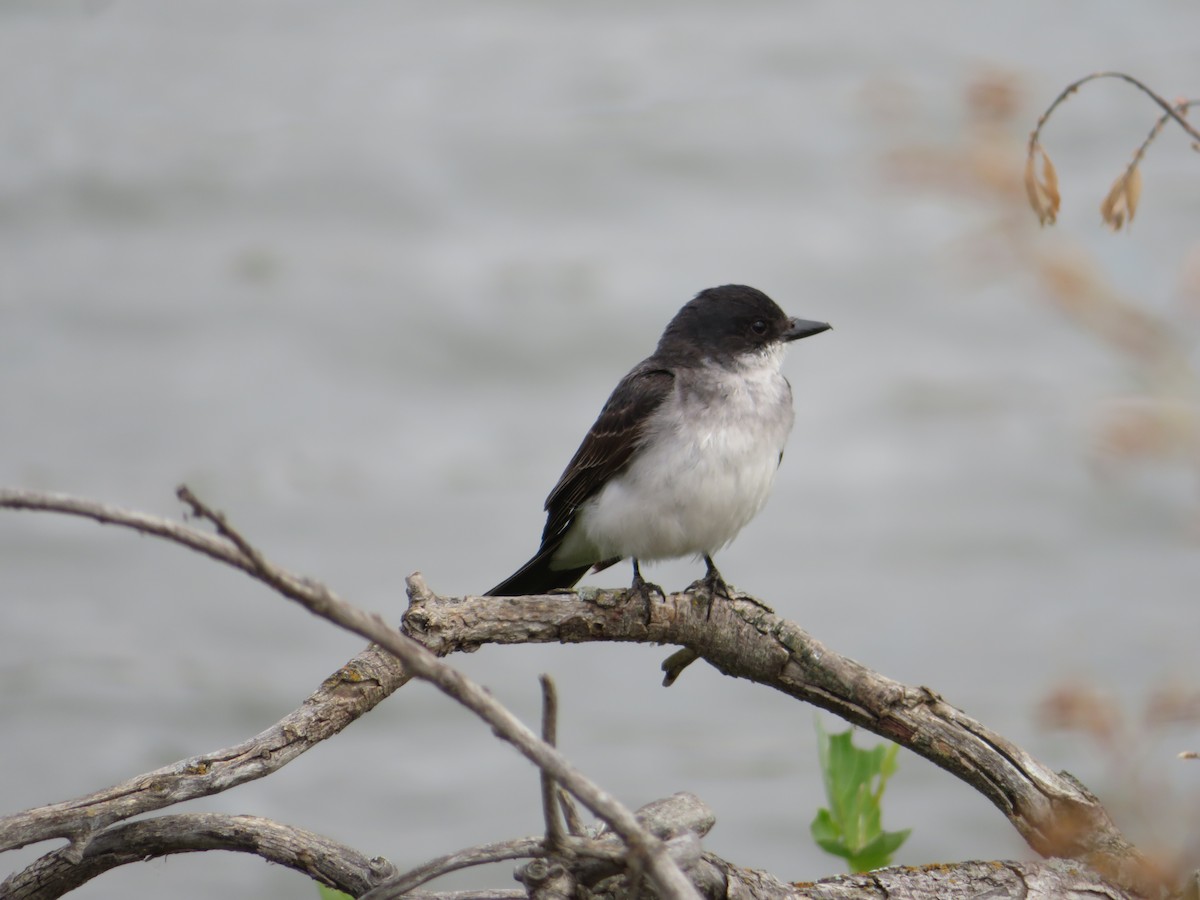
539;365;675;547
485;364;674;597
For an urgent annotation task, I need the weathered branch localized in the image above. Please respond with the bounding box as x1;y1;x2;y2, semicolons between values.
697;856;1139;900
0;487;1161;898
0;813;393;900
361;837;547;899
358;860;1143;900
539;676;568;850
0;492;415;857
364;793;715;900
0;638;408;857
403;581;1160;896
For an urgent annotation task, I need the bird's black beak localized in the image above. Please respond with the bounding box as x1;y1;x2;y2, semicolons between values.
783;317;832;342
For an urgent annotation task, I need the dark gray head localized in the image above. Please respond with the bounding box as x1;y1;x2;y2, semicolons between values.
656;284;830;362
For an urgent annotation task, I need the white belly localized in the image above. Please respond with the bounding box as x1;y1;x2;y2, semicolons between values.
557;354;795;566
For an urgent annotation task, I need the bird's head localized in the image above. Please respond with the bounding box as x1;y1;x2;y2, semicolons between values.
657;284;830;364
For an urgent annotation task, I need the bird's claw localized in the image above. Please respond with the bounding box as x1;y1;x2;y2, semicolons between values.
629;560;664;625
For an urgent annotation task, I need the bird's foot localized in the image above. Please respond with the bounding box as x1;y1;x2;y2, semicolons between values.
702;557;731;598
681;556;730;620
661;558;727;686
629;559;664;625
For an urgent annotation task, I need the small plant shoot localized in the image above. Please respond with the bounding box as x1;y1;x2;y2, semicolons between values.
810;720;910;873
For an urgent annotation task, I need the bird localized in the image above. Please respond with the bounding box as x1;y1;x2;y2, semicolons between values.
487;284;829;612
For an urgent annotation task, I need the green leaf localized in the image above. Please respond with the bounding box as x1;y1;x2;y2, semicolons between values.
809;720;911;873
847;828;913;872
317;884;355;900
809;808;848;857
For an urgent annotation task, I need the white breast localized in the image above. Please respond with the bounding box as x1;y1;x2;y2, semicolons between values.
561;346;795;565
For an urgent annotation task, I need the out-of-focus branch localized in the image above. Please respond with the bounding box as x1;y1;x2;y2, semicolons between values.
0;487;702;900
0;489;412;857
539;676;569;850
0;626;408;856
359;837;547;899
0;639;407;856
364;794;714;900
0;813;392;900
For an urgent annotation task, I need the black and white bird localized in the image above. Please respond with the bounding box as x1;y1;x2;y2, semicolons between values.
487;284;829;602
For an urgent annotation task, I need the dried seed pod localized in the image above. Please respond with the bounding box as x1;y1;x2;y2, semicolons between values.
1024;142;1061;226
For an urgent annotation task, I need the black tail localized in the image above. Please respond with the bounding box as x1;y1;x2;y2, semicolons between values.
486;541;590;596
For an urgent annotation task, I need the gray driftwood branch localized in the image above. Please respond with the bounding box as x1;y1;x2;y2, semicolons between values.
403;580;1158;896
0;638;408;858
0;487;1158;899
0;799;1141;900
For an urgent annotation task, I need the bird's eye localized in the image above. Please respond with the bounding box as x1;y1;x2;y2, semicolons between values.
750;319;768;336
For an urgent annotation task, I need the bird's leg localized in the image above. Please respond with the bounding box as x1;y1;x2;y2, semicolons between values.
631;558;665;597
629;558;664;623
702;554;730;597
698;555;732;621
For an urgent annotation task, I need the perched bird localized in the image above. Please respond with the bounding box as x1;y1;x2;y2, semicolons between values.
487;284;829;607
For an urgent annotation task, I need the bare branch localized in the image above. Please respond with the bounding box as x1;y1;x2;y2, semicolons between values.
557;790;585;838
0;638;409;856
0;488;256;574
361;837;546;898
365;793;712;900
0;487;702;900
0;487;1161;898
0;489;415;856
404;584;1160;897
372;859;1142;900
704;856;1140;900
539;675;567;850
177;488;702;900
401;892;527;900
0;813;393;900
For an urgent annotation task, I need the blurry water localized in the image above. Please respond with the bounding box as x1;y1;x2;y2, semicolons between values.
4;2;1200;898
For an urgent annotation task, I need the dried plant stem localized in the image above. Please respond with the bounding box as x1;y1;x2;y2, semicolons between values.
1028;71;1200;151
1025;71;1198;229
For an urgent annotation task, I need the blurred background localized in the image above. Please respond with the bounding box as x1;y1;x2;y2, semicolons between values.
3;1;1200;897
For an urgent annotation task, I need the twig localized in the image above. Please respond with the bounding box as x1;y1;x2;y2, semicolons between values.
1028;71;1200;151
557;787;585;838
400;892;527;900
359;837;545;898
365;794;711;900
539;675;567;850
